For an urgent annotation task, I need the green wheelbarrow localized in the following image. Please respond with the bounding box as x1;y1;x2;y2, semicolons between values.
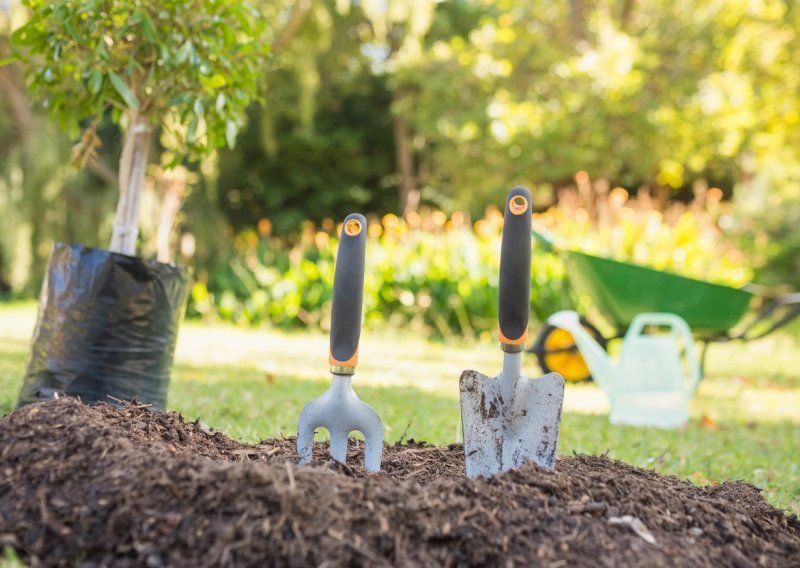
528;229;800;383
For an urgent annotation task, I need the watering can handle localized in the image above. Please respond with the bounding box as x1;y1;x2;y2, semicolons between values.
498;187;532;351
627;313;701;394
329;213;367;374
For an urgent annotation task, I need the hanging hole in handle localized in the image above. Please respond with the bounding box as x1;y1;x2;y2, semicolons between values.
509;195;529;216
344;219;363;236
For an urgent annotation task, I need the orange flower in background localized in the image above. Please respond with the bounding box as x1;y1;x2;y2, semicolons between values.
257;218;272;237
609;187;629;208
485;205;502;223
382;213;400;232
314;231;329;249
234;229;259;250
474;219;493;238
574;208;590;224
406;211;422;229
431;210;447;229
288;246;302;265
450;210;466;229
707;187;723;203
301;221;315;247
368;222;383;238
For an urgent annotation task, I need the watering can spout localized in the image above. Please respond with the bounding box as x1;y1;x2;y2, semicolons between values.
547;311;615;391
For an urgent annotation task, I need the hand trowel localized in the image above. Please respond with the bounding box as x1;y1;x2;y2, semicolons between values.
459;187;565;479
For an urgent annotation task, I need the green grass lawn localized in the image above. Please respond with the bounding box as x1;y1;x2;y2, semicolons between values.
1;301;798;515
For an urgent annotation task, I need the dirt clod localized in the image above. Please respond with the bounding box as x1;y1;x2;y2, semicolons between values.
1;398;798;567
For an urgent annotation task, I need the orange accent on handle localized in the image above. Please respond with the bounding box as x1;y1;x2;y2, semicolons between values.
498;327;528;346
329;349;359;368
509;194;529;216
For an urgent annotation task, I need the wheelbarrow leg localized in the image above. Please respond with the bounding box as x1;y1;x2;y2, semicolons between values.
700;340;709;380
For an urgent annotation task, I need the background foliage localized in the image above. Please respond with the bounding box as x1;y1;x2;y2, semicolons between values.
190;180;748;338
12;0;269;155
1;0;797;321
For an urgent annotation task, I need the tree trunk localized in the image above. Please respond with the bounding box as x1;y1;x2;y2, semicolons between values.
569;0;587;41
0;65;34;145
272;0;312;55
619;0;636;31
155;170;188;264
110;111;152;256
392;100;419;216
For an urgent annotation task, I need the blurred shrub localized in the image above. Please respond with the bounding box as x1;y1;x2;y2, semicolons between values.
188;177;752;339
534;174;753;288
188;209;570;340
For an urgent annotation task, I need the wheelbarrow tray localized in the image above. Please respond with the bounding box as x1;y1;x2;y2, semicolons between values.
565;251;754;334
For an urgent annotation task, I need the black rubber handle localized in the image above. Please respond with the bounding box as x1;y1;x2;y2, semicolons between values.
329;213;367;370
498;187;532;349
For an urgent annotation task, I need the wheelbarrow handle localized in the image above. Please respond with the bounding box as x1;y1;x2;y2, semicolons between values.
499;187;532;352
329;213;367;373
732;292;800;342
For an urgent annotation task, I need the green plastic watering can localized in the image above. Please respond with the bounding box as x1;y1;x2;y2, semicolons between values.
547;311;701;428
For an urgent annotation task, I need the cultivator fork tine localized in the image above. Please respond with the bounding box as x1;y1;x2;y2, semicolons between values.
296;399;324;465
351;404;384;472
296;430;314;465
329;428;349;463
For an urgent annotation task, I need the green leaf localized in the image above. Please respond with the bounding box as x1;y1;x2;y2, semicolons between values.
225;119;238;149
62;19;80;42
176;41;193;65
109;72;139;110
215;93;226;113
95;41;109;61
159;44;171;65
187;116;199;142
139;13;158;41
10;27;33;46
208;74;227;89
88;70;103;94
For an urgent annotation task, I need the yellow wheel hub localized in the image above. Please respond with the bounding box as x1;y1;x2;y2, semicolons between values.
542;328;592;383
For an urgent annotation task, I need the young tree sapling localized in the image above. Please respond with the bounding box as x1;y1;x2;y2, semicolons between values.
12;0;270;255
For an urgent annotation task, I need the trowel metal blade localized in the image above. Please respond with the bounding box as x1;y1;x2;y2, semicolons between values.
501;371;564;472
459;369;565;479
460;369;504;479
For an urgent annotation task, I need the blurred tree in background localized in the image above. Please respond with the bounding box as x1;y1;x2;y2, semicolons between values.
11;0;271;256
1;2;114;294
1;0;799;317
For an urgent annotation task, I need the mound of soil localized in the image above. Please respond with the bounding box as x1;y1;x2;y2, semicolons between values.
1;399;798;567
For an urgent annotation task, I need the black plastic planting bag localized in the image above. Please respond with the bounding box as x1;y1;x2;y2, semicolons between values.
17;243;188;410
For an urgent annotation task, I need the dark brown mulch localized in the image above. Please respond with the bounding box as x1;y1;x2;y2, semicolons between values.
0;399;798;567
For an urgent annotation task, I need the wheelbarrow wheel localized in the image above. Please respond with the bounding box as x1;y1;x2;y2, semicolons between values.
531;318;607;384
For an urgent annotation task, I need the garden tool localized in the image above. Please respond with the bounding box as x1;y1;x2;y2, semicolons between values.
296;213;383;472
547;310;700;428
460;187;565;479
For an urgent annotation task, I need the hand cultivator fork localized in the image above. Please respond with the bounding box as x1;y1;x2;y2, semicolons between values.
296;214;383;472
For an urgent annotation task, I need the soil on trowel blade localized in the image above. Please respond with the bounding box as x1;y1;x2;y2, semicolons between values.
0;399;798;567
